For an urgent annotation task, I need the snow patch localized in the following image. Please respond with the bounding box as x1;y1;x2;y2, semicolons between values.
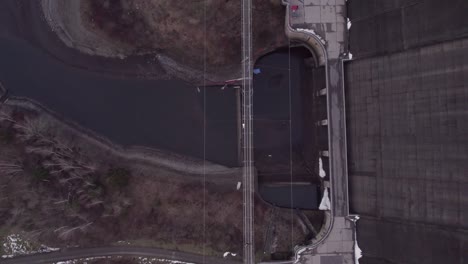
293;247;307;264
295;28;326;45
319;188;331;210
350;215;363;264
2;234;59;259
223;252;237;258
297;248;306;255
355;240;363;264
116;240;131;245
319;157;326;178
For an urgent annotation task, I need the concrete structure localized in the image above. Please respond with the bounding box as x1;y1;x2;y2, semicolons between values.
282;0;467;263
295;217;356;264
288;0;347;59
241;0;255;263
347;39;468;264
346;0;468;263
282;0;356;263
285;0;350;219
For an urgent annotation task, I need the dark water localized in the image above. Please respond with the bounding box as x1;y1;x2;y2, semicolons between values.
253;47;321;208
253;48;320;209
253;48;308;171
254;47;304;144
0;37;239;167
258;185;320;210
253;49;304;149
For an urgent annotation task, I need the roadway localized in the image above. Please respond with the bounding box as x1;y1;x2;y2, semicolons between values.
0;246;241;264
241;0;255;263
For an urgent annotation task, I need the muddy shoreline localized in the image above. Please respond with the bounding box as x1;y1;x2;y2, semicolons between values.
40;0;241;84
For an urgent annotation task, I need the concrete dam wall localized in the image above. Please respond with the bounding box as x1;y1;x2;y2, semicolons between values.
345;0;468;263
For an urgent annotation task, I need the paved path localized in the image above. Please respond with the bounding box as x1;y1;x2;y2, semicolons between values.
0;246;241;264
241;0;255;263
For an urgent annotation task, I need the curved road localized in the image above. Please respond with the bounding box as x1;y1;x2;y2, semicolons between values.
0;246;241;264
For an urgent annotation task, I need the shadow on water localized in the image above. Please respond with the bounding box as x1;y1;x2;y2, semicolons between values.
253;46;323;209
0;37;240;167
258;184;321;210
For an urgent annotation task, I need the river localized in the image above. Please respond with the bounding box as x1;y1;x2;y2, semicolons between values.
253;47;322;209
0;36;240;167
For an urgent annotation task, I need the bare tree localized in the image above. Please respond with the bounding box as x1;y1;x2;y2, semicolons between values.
86;199;104;208
0;159;23;177
13;116;51;141
0;108;14;123
25;228;48;240
56;222;93;240
10;207;24;221
1;110;133;240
